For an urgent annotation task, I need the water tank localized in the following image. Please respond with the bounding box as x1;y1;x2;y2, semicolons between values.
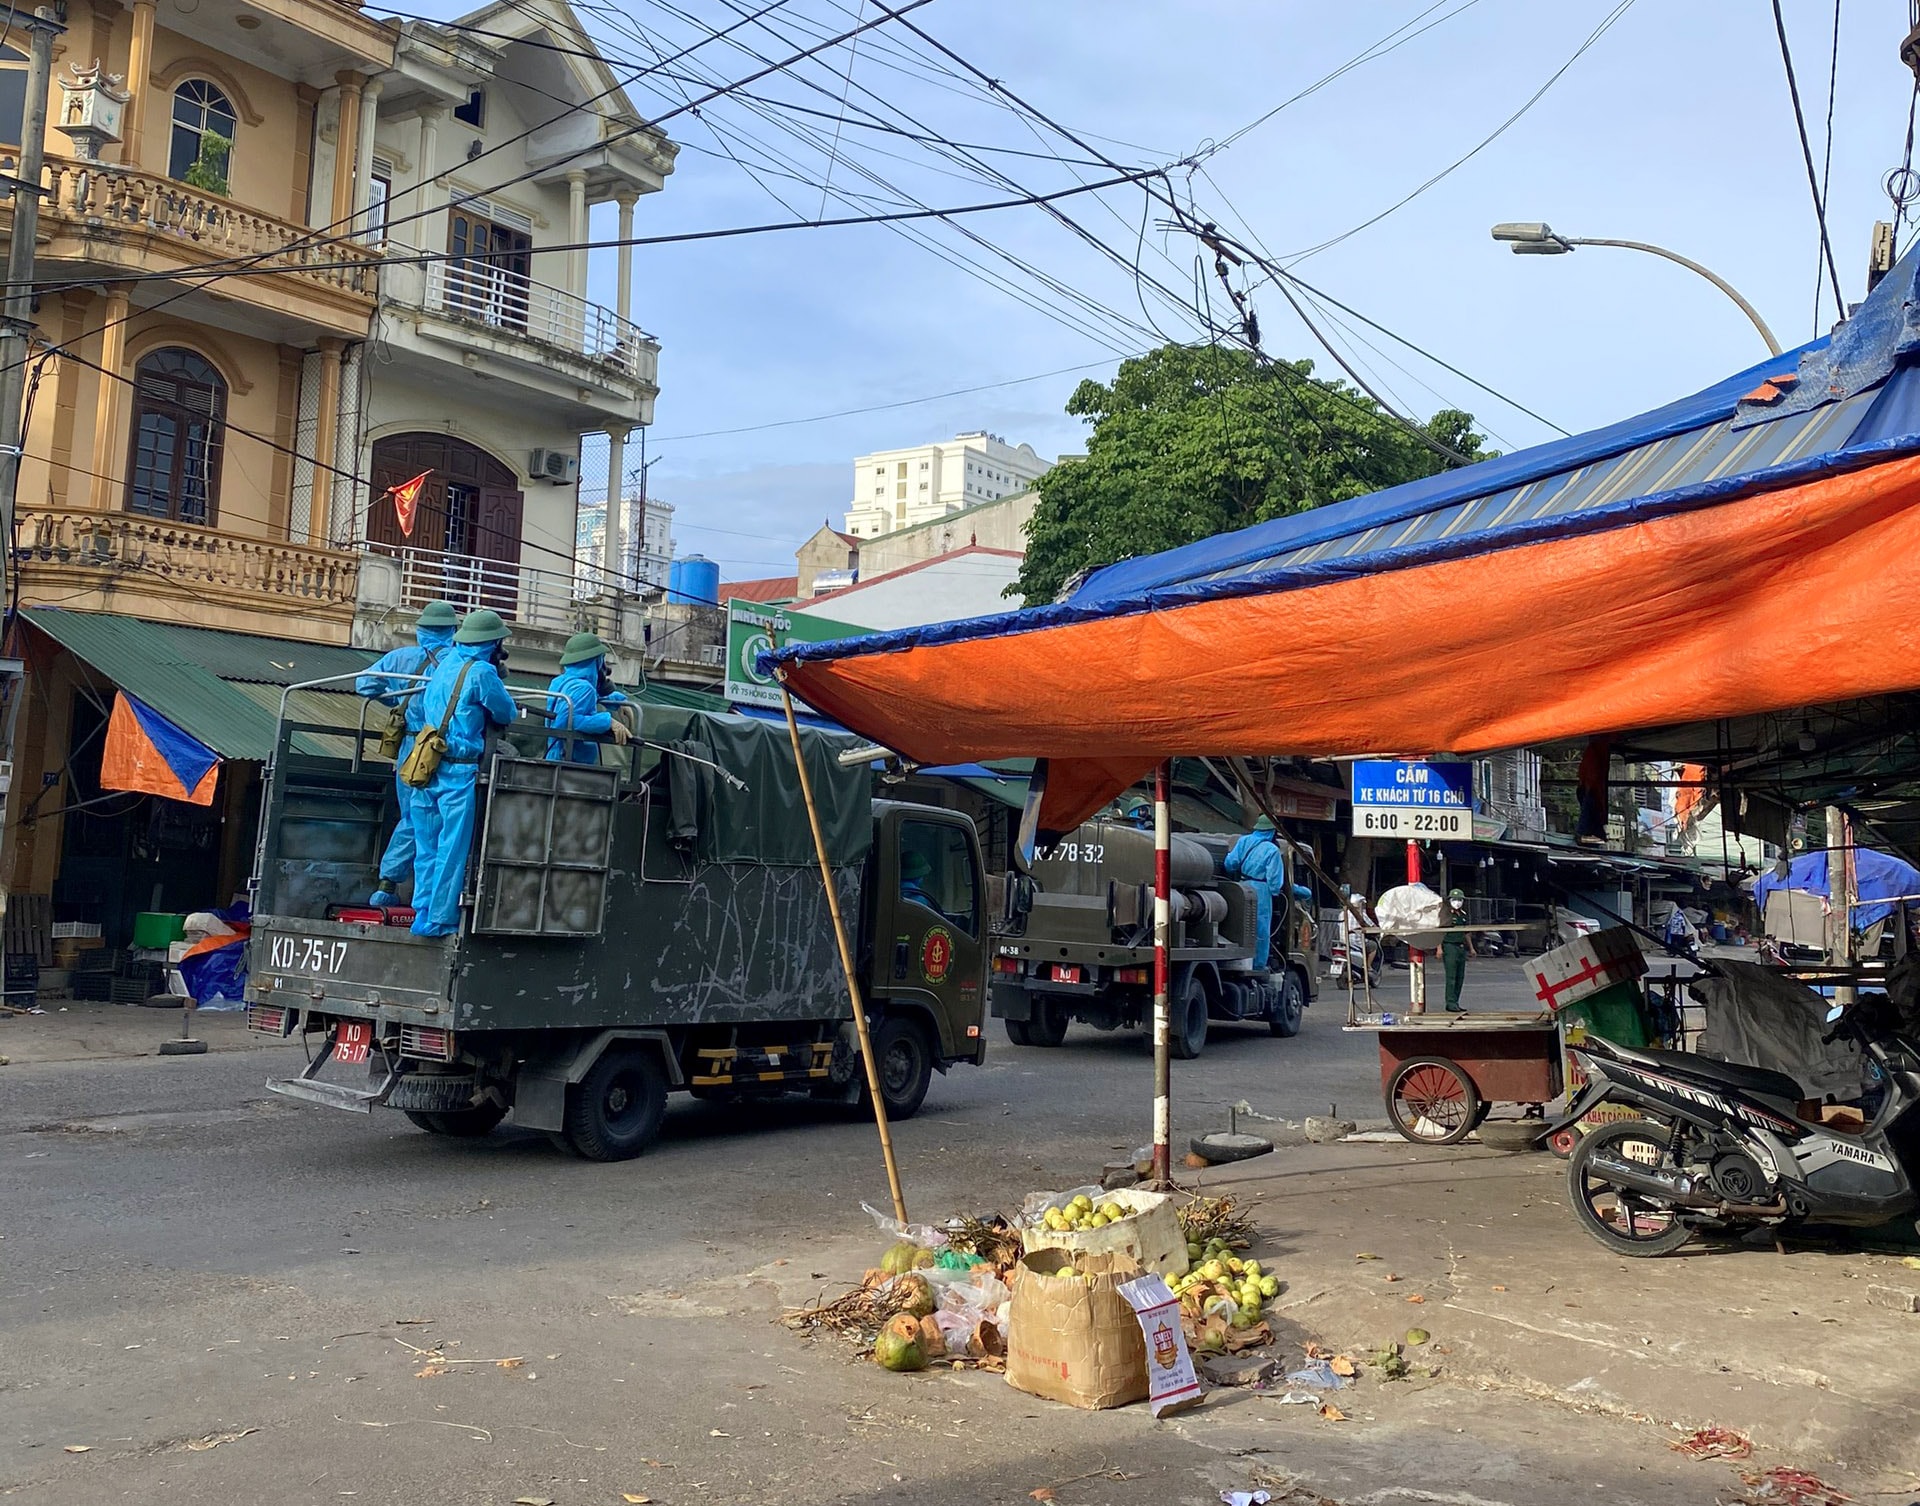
667;555;719;607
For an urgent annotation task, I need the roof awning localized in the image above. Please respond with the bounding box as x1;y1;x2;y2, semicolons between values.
23;609;376;761
774;240;1920;835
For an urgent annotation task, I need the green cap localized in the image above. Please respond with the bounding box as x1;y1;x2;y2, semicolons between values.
1252;815;1276;832
454;608;510;644
1448;888;1466;902
901;850;932;881
560;631;608;666
415;599;458;628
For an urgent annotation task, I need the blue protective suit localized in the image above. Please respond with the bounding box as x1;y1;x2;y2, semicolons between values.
543;659;629;764
355;624;456;894
1224;829;1288;969
409;643;518;936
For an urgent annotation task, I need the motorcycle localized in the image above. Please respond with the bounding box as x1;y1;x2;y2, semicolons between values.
1545;992;1920;1256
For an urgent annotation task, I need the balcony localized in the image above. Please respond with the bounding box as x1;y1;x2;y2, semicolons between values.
16;157;380;338
15;509;361;643
379;260;659;425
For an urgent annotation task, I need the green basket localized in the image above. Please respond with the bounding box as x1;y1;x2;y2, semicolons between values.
132;912;187;950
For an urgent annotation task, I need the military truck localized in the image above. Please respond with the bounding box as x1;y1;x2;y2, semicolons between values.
989;819;1315;1057
245;692;986;1159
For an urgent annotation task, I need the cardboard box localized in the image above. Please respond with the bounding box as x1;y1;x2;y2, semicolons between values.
1798;1101;1867;1133
1021;1187;1189;1278
1527;926;1646;1013
1005;1249;1148;1410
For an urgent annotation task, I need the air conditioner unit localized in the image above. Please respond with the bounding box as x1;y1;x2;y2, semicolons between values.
698;644;726;666
529;448;580;485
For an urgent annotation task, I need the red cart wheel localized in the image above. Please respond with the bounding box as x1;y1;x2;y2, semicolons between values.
1386;1055;1482;1146
1545;1126;1580;1159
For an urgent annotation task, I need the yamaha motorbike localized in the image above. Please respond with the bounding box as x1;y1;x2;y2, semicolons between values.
1545;993;1920;1256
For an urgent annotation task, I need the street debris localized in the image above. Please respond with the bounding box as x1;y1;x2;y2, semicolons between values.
183;1427;259;1452
62;1445;91;1454
1318;1402;1348;1422
1177;1194;1256;1250
1285;1359;1349;1390
1405;1328;1431;1346
1731;1466;1851;1506
1274;1391;1321;1405
621;1494;652;1503
1221;1492;1272;1506
1668;1426;1751;1461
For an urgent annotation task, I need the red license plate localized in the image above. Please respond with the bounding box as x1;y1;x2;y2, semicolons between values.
1050;964;1083;984
334;1020;372;1065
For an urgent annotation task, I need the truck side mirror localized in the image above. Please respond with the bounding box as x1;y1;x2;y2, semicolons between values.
1014;761;1049;872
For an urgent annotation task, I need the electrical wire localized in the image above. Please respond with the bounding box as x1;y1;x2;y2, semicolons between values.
1815;0;1841;331
1770;0;1847;322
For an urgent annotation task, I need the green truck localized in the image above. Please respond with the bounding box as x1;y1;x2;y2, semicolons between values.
246;692;987;1159
990;820;1315;1057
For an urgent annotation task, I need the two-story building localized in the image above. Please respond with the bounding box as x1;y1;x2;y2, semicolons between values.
351;0;674;669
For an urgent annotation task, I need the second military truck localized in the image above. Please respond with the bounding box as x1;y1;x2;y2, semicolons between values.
247;697;986;1159
990;820;1315;1056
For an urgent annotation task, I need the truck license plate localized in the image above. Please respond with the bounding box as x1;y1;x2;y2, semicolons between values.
266;934;351;976
334;1020;373;1065
1050;964;1082;984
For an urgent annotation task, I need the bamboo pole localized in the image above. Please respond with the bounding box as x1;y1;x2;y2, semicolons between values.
779;682;908;1224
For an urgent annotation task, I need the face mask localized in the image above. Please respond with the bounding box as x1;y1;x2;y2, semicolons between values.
596;662;612;697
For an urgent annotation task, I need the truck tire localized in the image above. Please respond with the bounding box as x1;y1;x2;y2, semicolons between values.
863;1015;932;1119
563;1046;668;1161
405;1103;507;1138
1269;969;1306;1038
1003;1017;1032;1046
1170;976;1208;1060
1025;998;1069;1048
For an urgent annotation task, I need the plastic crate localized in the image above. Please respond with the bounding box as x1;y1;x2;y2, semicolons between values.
51;921;102;940
132;913;187;949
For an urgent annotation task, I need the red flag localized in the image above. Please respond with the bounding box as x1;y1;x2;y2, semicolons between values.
388;470;432;538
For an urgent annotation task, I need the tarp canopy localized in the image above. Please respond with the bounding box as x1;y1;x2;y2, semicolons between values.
1752;848;1920;930
775;241;1920;835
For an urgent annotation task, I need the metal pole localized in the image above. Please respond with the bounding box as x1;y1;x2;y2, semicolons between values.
779;682;908;1224
0;9;62;607
1830;808;1857;1007
1407;839;1427;1014
1565;238;1783;356
1150;759;1172;1188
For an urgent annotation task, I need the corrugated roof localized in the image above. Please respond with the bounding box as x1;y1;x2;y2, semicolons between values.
153;622;374;686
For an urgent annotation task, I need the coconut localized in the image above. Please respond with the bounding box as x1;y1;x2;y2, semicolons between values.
880;1242;921;1277
892;1272;936;1319
917;1314;946;1358
874;1313;926;1372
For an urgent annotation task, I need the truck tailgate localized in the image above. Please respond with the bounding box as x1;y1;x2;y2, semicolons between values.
251;915;456;1020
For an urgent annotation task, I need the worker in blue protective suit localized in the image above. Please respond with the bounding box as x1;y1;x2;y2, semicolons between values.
356;600;458;907
544;632;632;763
1223;815;1288;970
409;609;519;938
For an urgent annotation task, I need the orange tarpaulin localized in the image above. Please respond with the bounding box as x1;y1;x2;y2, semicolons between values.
781;454;1920;832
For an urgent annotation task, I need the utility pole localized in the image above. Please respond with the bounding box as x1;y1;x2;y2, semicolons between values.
0;8;62;596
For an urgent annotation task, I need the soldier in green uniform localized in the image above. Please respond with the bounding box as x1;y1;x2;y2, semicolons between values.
1441;888;1476;1013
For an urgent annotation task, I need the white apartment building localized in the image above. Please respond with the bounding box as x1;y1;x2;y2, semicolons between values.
575;492;672;593
843;431;1051;538
350;0;676;665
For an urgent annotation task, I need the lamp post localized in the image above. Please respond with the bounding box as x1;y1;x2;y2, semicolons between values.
1491;222;1783;357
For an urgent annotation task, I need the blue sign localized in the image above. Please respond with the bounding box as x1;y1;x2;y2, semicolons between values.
1350;759;1475;811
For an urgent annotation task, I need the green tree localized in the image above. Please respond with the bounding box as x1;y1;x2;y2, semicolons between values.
1013;344;1492;604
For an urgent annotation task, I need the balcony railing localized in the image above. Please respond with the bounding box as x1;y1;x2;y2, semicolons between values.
373;542;608;637
419;262;655;378
23;157;379;301
16;509;360;611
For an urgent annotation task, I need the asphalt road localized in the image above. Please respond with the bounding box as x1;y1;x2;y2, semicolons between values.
0;963;1728;1506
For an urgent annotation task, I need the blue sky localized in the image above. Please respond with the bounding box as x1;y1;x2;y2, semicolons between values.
434;1;1920;580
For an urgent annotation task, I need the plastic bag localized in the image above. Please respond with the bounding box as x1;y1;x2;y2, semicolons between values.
862;1201;950;1252
1019;1185;1104;1226
1375;883;1444;950
1285;1358;1349;1390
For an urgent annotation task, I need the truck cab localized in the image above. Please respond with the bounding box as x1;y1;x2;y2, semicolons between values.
245;691;986;1159
989;818;1316;1057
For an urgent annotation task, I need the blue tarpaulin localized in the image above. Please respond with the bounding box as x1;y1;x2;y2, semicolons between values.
1752;849;1920;930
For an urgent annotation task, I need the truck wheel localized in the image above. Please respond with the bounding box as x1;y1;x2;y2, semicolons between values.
863;1016;932;1119
405;1103;506;1138
1026;998;1069;1048
1003;1017;1032;1046
1269;969;1306;1038
564;1047;668;1161
1170;976;1208;1060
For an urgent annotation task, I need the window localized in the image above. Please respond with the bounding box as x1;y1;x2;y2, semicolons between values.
168;79;237;185
0;44;27;148
125;348;226;525
895;461;907;478
447;207;532;329
918;481;928;491
900;820;977;937
874;466;884;476
366;158;392;242
894;482;906;500
919;460;929;470
453;88;486;128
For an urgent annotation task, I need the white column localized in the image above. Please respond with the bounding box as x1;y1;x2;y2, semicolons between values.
615;192;637;325
353;79;383;240
415;107;441;252
566;169;588;298
603;426;628;590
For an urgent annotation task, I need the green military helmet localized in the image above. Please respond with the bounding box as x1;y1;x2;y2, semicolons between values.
901;850;933;882
454;608;510;644
560;631;608;666
415;599;458;628
1252;814;1276;832
1448;888;1467;902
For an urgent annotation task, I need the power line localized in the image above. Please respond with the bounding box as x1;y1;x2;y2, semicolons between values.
1769;0;1847;321
1815;0;1842;332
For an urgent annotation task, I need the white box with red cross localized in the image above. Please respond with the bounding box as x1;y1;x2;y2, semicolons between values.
1525;926;1646;1013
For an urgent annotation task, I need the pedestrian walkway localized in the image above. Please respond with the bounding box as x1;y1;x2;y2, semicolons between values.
0;1001;279;1066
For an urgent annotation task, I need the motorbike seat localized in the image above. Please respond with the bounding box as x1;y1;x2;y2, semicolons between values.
1592;1039;1804;1105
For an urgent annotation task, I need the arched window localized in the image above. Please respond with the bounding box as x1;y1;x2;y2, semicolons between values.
168;79;236;187
0;45;27;149
126;348;226;525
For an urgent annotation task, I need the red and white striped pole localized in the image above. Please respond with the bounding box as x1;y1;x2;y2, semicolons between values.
1407;838;1427;1014
1151;760;1173;1186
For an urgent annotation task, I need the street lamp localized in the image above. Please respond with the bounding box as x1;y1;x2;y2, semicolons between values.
1490;221;1783;357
